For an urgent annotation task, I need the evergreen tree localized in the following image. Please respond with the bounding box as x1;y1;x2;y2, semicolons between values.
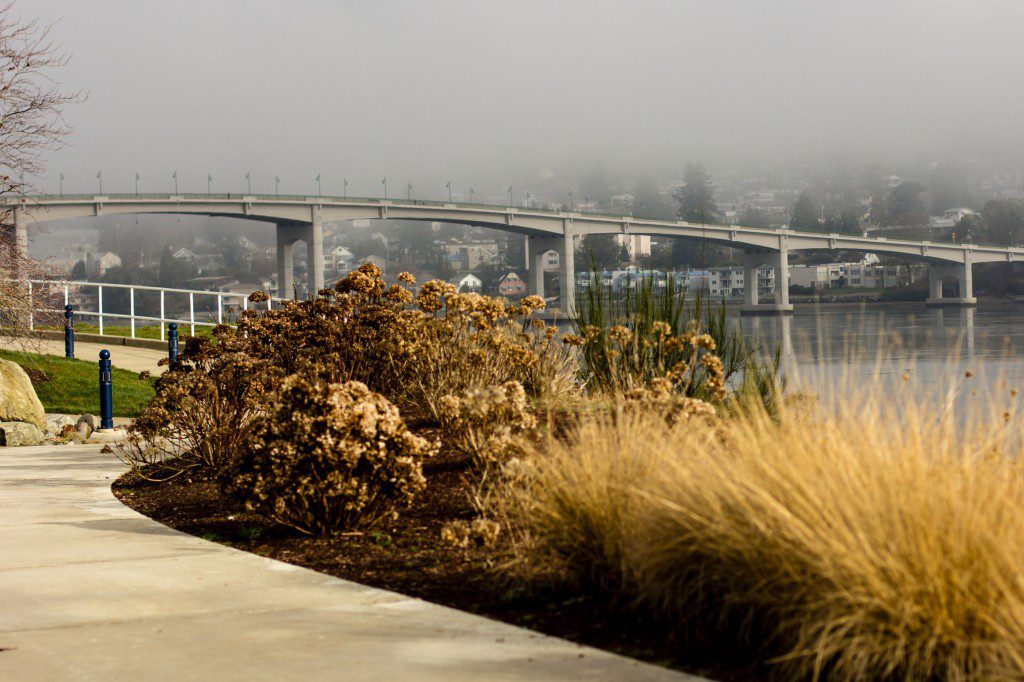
672;163;719;223
631;175;672;220
790;193;821;231
577;234;621;270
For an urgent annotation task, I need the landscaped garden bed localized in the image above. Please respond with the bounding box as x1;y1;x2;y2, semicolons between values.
111;264;1024;681
113;436;760;681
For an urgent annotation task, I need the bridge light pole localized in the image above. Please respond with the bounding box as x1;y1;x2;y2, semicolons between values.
567;190;573;211
469;187;474;204
407;182;412;200
507;186;513;206
245;172;251;194
446;180;452;203
381;176;387;200
343;178;348;199
207;174;212;195
275;176;280;196
59;172;64;196
172;170;178;194
316;174;321;196
96;170;102;194
135;172;140;195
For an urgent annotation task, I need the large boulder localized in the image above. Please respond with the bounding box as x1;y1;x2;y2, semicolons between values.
0;421;46;446
0;358;46;430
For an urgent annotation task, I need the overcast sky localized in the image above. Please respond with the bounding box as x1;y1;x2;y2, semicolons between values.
19;0;1024;197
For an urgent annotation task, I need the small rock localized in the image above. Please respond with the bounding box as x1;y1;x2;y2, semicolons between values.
46;414;75;435
61;423;78;438
76;414;97;431
0;421;46;447
76;422;93;440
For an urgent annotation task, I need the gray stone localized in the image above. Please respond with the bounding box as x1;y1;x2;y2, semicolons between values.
0;359;46;430
45;414;75;435
76;422;93;440
0;421;46;446
76;413;97;431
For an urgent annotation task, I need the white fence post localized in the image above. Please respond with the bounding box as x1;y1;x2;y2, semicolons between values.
217;293;223;325
160;290;165;342
64;284;69;306
130;286;136;338
28;281;33;331
189;292;195;336
98;285;104;335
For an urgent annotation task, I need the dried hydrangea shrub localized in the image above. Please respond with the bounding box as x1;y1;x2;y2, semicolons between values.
222;376;437;535
438;380;538;468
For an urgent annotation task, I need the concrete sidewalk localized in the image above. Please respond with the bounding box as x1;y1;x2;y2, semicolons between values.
0;445;697;681
2;337;166;374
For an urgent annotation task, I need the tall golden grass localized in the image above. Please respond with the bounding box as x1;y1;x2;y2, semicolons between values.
514;362;1024;680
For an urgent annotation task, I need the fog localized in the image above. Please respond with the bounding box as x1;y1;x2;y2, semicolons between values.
20;0;1024;198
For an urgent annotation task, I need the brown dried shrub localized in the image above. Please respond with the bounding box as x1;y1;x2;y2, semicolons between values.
116;329;281;481
221;376;437;535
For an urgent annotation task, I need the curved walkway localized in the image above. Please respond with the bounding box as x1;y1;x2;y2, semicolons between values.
2;337;167;374
0;445;697;681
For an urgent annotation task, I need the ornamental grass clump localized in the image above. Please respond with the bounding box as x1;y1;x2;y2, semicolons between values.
221;376;437;535
514;376;1024;680
117;329;281;480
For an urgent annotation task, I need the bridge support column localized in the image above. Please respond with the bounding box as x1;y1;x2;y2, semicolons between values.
559;230;576;316
307;219;324;295
276;223;304;299
527;236;560;302
740;249;793;316
926;259;976;307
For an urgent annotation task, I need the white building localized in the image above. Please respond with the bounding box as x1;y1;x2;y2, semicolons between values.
84;251;121;277
448;273;483;292
614;234;652;260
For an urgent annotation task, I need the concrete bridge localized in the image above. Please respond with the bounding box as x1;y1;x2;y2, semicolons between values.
6;193;1024;314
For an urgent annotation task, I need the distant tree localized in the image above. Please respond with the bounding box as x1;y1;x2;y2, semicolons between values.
672;163;719;223
952;213;984;243
869;190;888;226
669;163;724;266
577;234;621;270
928;162;972;214
70;259;86;279
822;206;862;234
738;208;771;229
631;175;672;220
888;181;930;228
982;199;1024;246
790;193;821;231
158;247;197;288
504;234;525;270
581;166;613;209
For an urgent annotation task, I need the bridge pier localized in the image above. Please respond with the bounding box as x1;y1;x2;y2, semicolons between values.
275;221;324;300
525;233;575;315
926;260;976;307
740;249;792;316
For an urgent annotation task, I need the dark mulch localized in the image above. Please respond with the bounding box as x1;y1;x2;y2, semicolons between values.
113;443;766;681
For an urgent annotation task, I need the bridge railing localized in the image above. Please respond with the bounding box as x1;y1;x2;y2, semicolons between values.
24;279;283;341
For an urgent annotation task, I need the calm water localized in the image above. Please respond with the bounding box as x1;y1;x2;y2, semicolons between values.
738;302;1024;402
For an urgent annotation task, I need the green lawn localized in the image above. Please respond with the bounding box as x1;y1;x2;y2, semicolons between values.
36;323;214;340
0;350;155;417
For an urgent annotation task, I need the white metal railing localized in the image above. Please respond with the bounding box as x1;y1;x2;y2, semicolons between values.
25;280;284;340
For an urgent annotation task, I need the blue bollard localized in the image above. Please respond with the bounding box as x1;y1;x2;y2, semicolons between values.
63;304;75;359
168;322;179;368
99;350;113;430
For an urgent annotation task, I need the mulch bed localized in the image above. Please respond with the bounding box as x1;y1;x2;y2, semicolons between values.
113;437;766;681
